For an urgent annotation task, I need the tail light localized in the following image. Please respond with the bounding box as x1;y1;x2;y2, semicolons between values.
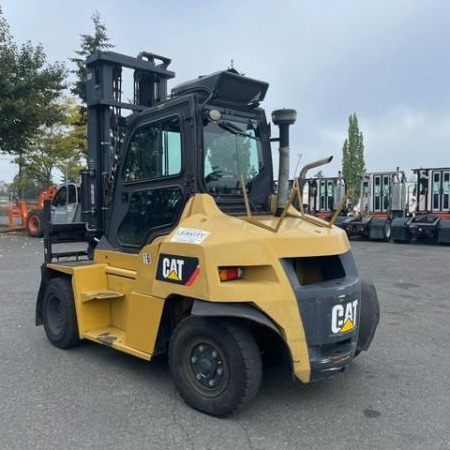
218;267;243;282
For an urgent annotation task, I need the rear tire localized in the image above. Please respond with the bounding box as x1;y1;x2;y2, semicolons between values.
42;277;81;349
355;279;380;356
169;316;262;416
26;209;44;238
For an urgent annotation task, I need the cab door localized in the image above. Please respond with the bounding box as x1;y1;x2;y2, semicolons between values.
326;180;334;210
373;175;381;212
319;180;326;210
431;170;441;212
442;171;450;212
431;169;450;212
105;100;195;251
51;183;79;224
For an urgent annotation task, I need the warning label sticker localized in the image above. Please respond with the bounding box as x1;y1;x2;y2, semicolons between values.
171;228;210;245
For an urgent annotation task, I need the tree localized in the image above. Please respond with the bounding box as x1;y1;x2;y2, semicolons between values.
1;6;66;198
342;113;366;205
19;98;86;186
70;11;114;119
55;100;87;182
0;7;66;156
0;180;12;197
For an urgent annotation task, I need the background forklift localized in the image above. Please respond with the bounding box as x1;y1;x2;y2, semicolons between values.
28;183;82;237
8;183;81;238
340;168;406;241
35;50;379;416
391;167;450;244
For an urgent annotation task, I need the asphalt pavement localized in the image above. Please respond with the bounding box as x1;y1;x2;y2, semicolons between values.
0;232;449;450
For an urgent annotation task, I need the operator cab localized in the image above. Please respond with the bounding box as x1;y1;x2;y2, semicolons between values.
102;68;273;252
200;106;272;214
173;68;272;214
51;183;81;224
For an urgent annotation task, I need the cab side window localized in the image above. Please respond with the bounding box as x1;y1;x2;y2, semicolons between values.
118;116;183;248
122;116;181;182
118;187;183;247
52;187;66;207
68;184;77;204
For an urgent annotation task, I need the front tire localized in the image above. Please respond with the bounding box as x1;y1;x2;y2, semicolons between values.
42;277;81;349
169;317;262;416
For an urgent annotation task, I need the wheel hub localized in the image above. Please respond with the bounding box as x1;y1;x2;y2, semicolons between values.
190;343;225;389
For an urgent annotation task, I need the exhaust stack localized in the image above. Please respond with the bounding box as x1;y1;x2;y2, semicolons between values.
298;156;334;192
272;108;297;216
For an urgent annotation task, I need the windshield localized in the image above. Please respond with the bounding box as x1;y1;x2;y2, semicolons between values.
203;118;264;195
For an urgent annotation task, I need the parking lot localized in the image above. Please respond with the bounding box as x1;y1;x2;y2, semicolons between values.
0;232;449;450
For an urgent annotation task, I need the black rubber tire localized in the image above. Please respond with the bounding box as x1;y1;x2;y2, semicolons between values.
42;277;81;349
26;209;44;238
355;279;380;356
168;316;262;417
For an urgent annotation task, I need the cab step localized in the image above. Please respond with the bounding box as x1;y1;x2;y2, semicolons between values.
82;327;151;360
81;290;124;303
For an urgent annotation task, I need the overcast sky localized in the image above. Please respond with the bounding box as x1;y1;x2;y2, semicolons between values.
1;0;449;183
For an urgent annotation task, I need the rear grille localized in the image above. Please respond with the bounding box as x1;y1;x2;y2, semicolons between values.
289;255;345;286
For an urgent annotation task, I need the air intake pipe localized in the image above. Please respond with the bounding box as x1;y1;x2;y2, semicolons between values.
272;108;297;215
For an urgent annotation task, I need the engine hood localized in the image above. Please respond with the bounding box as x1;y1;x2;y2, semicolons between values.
164;194;350;263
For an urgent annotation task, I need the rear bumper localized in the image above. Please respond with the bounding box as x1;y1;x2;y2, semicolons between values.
309;338;356;380
281;251;378;382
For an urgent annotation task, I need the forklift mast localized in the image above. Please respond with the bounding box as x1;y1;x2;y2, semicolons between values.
81;51;175;237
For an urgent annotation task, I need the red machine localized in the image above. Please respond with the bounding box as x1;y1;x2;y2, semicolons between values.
8;185;58;236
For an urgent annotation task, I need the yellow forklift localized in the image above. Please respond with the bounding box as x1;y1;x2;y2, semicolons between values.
36;51;379;416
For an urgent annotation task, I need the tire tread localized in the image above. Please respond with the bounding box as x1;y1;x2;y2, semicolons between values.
43;277;81;349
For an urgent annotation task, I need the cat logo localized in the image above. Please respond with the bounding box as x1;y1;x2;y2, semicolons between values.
331;299;358;334
156;254;200;286
163;258;184;281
